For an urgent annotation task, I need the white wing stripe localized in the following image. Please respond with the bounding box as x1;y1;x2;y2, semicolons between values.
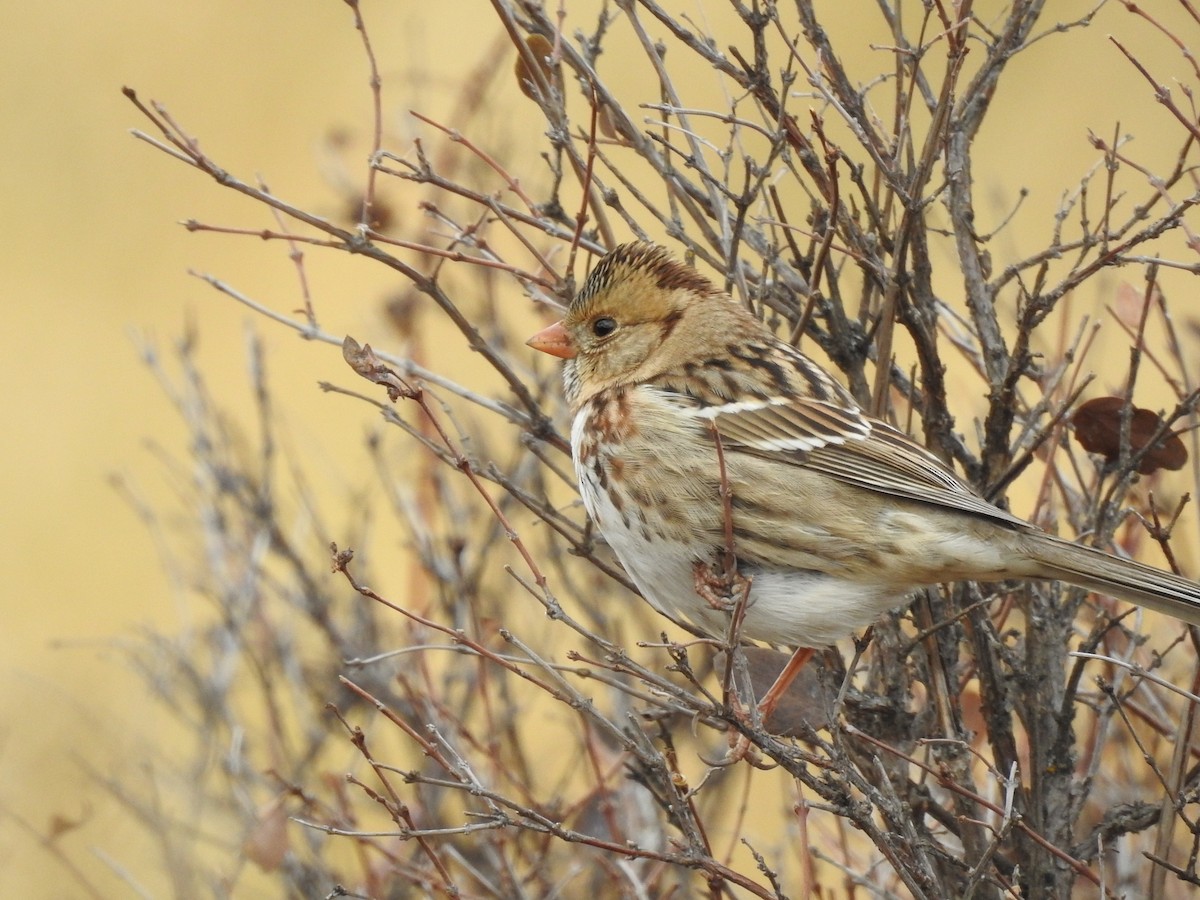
691;397;791;418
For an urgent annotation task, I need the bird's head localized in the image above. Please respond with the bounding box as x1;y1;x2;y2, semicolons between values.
527;243;746;407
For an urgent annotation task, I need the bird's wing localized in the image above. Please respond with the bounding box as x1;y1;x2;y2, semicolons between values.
692;395;1030;530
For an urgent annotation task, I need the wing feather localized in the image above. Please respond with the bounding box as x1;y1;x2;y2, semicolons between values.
691;394;1028;529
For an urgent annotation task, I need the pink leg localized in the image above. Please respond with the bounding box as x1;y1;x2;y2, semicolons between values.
757;646;814;723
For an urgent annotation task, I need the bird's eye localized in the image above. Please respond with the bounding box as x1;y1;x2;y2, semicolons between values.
592;316;617;338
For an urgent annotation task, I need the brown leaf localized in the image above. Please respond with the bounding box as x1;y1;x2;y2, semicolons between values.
243;797;289;872
385;288;423;341
46;808;89;842
1113;282;1151;329
1071;396;1187;474
342;335;415;401
597;102;620;141
514;34;556;102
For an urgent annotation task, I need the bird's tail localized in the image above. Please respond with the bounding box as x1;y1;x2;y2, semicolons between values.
1024;533;1200;628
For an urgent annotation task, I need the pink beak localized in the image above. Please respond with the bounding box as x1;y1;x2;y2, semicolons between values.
526;321;577;359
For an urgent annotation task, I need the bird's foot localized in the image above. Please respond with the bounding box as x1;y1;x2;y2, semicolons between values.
721;730;777;770
692;561;752;612
698;693;777;770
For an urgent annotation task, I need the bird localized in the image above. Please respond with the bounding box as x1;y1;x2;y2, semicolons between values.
526;242;1200;703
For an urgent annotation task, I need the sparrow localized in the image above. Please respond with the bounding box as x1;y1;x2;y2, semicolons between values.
527;243;1200;657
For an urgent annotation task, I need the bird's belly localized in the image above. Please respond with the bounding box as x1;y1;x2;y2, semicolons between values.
575;452;729;636
576;446;906;646
738;568;904;646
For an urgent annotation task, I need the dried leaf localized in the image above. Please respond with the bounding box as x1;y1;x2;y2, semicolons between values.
597;102;619;141
1071;396;1187;474
385;288;423;341
46;809;88;842
514;34;556;102
1113;282;1149;329
243;797;289;872
343;334;415;400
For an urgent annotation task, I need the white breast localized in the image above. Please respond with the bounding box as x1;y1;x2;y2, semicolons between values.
571;409;724;634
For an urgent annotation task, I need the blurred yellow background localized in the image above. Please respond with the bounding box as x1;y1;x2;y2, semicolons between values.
0;3;481;894
3;1;1198;895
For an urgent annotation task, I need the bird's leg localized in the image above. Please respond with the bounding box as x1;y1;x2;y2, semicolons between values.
700;420;778;766
698;419;754;616
756;646;815;723
704;645;815;769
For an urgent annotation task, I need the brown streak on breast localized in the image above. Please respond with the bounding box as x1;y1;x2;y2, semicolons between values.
586;390;639;445
591;456;608;489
